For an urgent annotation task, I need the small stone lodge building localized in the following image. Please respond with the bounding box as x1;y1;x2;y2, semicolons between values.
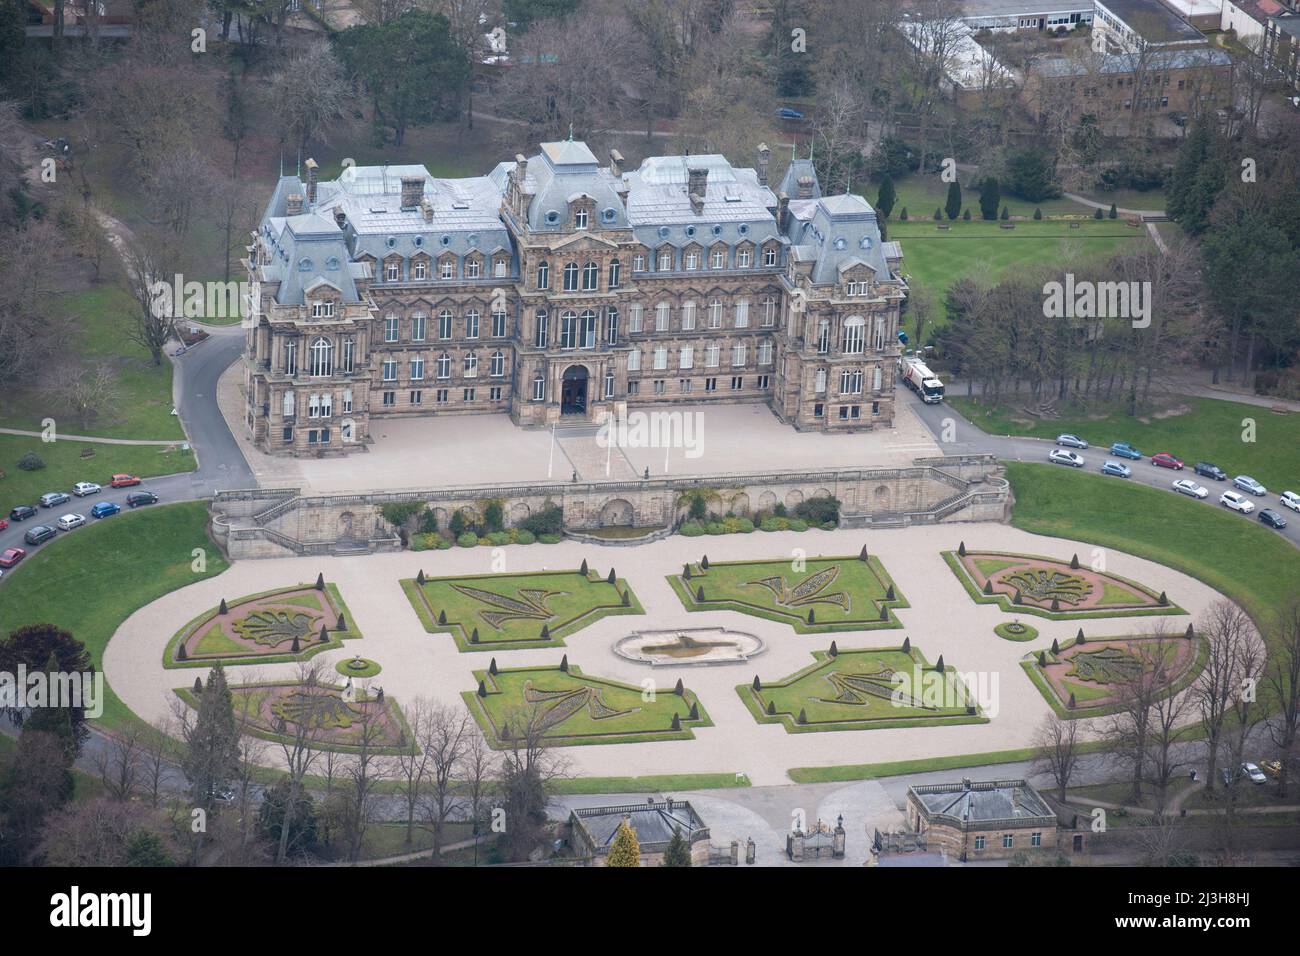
907;778;1082;860
568;799;710;866
243;138;907;457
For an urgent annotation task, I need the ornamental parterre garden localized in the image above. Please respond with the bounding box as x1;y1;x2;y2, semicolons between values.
401;564;644;651
164;577;362;668
462;661;711;748
737;643;985;733
1021;629;1208;719
942;546;1184;619
668;551;908;632
177;677;413;754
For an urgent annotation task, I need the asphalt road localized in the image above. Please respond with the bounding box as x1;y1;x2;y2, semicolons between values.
0;327;253;578
902;386;1300;551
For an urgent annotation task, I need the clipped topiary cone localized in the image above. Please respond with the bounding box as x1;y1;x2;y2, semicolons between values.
671;713;682;731
470;627;480;644
559;653;568;672
438;609;447;625
477;679;488;698
829;640;838;657
766;700;776;715
219;598;228;615
177;643;188;661
935;654;945;671
1185;623;1195;640
417;569;425;584
541;623;550;639
674;678;684;696
807;609;816;624
797;708;807;725
1012;588;1022;605
688;702;699;721
983;579;993;595
318;625;328;643
1051;638;1060;654
1038;650;1047;667
607;568;616;584
1070;553;1080;569
621;589;630;607
1076;628;1085;645
315;572;325;591
859;544;869;561
489;656;498;675
752;675;762;691
902;636;911;654
958;541;966;557
580;558;589;575
696;585;705;602
1068;692;1077;709
701;555;710;570
1158;590;1169;606
879;604;889;621
886;584;896;601
1051;598;1060;612
337;612;346;630
193;676;202;694
683;564;692;579
291;636;300;653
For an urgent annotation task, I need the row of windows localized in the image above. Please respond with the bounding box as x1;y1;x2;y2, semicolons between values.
811;367;885;395
282;337;356;377
282;389;355;419
532;245;779;291
626;341;775;371
379;255;510;283
382;308;509;343
972;832;1043;851
809;315;890;355
379;386;505;406
378;351;509;382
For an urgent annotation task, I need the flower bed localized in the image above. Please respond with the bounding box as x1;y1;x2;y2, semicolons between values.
667;553;907;633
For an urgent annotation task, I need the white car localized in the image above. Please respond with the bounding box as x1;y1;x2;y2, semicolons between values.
1280;491;1300;513
1172;479;1208;499
1049;449;1085;468
1241;762;1267;785
55;513;86;531
1220;491;1256;514
72;481;102;497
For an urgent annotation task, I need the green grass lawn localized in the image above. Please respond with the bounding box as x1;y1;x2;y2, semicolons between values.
0;435;194;511
888;218;1149;336
1005;462;1300;640
0;502;229;733
953;395;1300;492
739;646;983;732
0;286;186;441
403;568;642;651
463;665;710;748
669;555;907;632
885;175;1091;222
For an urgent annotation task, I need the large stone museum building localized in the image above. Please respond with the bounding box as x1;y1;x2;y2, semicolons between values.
243;140;907;456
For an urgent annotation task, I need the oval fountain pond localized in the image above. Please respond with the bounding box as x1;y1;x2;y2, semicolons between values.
614;627;764;666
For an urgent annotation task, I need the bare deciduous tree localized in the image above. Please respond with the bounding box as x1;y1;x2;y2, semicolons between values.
1030;712;1082;803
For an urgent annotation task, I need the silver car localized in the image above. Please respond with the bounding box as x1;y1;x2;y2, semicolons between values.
1172;479;1208;499
1049;449;1085;468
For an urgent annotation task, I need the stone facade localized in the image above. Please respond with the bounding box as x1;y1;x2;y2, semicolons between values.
209;458;1010;560
243;142;906;457
907;778;1065;861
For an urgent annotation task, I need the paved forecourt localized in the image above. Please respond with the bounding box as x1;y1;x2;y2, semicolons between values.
103;523;1229;786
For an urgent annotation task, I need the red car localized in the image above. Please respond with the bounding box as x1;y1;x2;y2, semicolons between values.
110;474;142;488
0;547;26;568
0;517;7;531
1151;453;1184;470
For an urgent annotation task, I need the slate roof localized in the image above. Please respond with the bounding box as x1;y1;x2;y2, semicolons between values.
1097;0;1206;43
515;140;630;233
777;158;822;199
572;801;705;850
912;780;1055;823
1031;45;1233;76
784;187;894;286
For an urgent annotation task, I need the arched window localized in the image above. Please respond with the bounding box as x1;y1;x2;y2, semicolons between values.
582;261;599;291
608;258;622;289
490;350;505;377
843;315;866;355
560;310;578;349
464;352;478;378
562;262;579;292
532;374;546;402
465;309;480;339
655;302;671;331
438;310;453;340
437;353;451;379
817;318;830;353
580;309;597;348
309;336;333;377
536;260;550;289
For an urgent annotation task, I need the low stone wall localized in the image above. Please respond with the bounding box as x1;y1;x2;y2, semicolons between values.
211;456;1008;559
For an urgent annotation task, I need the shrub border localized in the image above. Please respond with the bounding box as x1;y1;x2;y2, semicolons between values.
461;663;712;749
162;582;362;669
941;550;1187;620
735;646;987;733
1020;632;1211;720
401;568;644;652
665;554;909;633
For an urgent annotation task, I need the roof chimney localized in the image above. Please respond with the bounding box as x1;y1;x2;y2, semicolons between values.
285;193;304;216
688;166;708;215
609;149;624;177
796;175;815;200
400;176;424;212
420;196;433;222
757;143;770;187
514;154;528;188
777;192;789;230
304;158;319;207
333;209;347;230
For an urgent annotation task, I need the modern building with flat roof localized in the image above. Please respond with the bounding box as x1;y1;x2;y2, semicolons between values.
1094;0;1209;49
960;0;1095;31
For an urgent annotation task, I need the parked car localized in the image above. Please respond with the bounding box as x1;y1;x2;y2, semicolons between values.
1279;491;1300;513
72;481;101;497
1172;479;1208;499
775;107;804;119
0;547;25;568
1220;491;1256;514
0;517;7;532
8;505;37;522
55;513;85;531
1056;434;1088;449
109;474;142;488
90;501;121;519
1194;462;1227;481
1100;461;1131;478
1049;449;1085;468
126;491;159;508
39;491;71;508
1259;508;1288;530
1241;762;1267;785
23;525;56;545
1234;475;1267;496
1110;442;1142;460
1151;453;1184;470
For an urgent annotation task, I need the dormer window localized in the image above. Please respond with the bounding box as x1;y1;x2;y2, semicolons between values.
385;260;400;281
466;258;482;279
440;257;456;279
658;250;673;271
493;257;507;278
711;247;726;269
763;245;778;267
684;249;700;271
311;300;335;319
574;208;589;229
413;260;428;280
737;248;752;267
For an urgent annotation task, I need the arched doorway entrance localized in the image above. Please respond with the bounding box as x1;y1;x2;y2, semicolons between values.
561;365;589;416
